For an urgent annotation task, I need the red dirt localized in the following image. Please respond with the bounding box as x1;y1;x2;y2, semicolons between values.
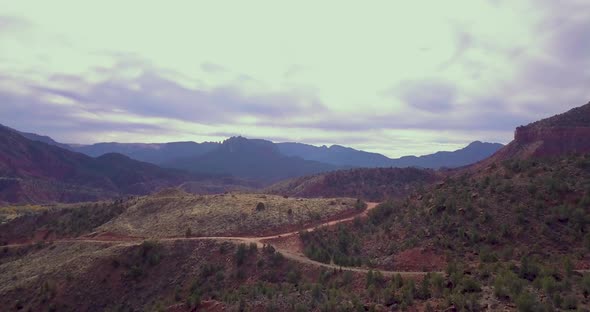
230;205;372;237
393;247;447;272
261;234;305;254
80;231;141;241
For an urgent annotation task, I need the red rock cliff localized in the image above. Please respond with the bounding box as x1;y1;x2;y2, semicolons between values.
513;126;590;157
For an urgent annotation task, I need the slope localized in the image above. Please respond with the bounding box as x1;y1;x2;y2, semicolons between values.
0;125;227;204
266;167;441;202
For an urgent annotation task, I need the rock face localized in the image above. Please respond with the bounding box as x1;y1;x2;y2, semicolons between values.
512;126;590;157
482;101;590;163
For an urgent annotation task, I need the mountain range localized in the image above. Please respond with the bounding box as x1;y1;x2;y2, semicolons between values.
0;124;504;203
0;126;250;204
14;127;504;171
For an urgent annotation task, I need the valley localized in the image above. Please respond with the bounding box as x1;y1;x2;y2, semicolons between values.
1;102;590;311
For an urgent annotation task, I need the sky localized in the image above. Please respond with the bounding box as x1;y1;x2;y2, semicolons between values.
0;0;588;157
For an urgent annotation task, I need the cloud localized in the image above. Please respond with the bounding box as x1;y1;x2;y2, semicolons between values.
1;0;589;157
0;16;30;33
200;62;227;73
0;59;331;142
390;80;457;113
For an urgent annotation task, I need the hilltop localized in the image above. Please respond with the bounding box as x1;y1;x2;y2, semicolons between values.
266;167;441;202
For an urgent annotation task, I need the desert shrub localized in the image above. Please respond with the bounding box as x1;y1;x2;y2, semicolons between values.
416;274;431;299
519;256;540;281
128;265;144;279
269;250;284;266
582;274;590;298
516;291;538;312
354;199;367;211
540;276;558;296
460;276;482;293
479;247;498;263
286;269;301;284
369;201;396;225
399;280;415;307
494;269;524;300
561;295;577;310
235;243;248;266
564;257;574;278
138;240;162;266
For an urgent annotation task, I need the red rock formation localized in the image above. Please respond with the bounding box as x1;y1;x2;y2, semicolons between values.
472;102;590;167
514;126;590;157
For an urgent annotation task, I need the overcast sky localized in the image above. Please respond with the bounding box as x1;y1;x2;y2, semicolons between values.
0;0;588;157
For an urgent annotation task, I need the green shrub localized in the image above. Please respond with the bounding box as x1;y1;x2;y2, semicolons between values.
235;243;248;266
516;292;538;312
582;274;590;297
561;295;577;310
354;199;367;211
460;276;482;293
493;270;524;299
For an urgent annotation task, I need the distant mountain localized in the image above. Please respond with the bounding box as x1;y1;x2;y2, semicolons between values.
0;125;73;151
388;141;504;168
166;136;339;183
484;101;590;163
7;126;503;171
277;141;503;169
277;143;393;167
72;141;218;164
0;125;245;204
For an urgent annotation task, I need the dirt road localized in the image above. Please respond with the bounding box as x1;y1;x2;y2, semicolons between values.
3;202;438;276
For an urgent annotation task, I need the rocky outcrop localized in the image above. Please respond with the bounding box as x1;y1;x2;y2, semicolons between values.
472;102;590;167
512;126;590;157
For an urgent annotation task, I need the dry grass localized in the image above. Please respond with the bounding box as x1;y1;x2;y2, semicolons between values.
0;242;123;295
99;190;358;237
0;204;49;224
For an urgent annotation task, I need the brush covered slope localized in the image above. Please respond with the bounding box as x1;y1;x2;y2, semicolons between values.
0;126;238;204
294;102;590;310
266;167;441;202
297;154;590;310
98;190;360;237
0;238;419;312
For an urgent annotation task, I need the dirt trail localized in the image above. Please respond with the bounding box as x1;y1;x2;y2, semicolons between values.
2;202;439;276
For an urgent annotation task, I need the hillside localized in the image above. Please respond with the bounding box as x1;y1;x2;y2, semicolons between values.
0;126;242;204
485;101;590;162
266;167;441;202
167;136;340;183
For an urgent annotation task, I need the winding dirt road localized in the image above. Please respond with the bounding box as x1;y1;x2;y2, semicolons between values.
3;202;438;276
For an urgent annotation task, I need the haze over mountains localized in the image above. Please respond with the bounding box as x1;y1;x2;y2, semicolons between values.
13;125;504;171
0;125;196;203
0;122;503;203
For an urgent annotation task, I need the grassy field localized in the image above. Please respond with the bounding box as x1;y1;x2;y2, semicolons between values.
99;189;359;237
